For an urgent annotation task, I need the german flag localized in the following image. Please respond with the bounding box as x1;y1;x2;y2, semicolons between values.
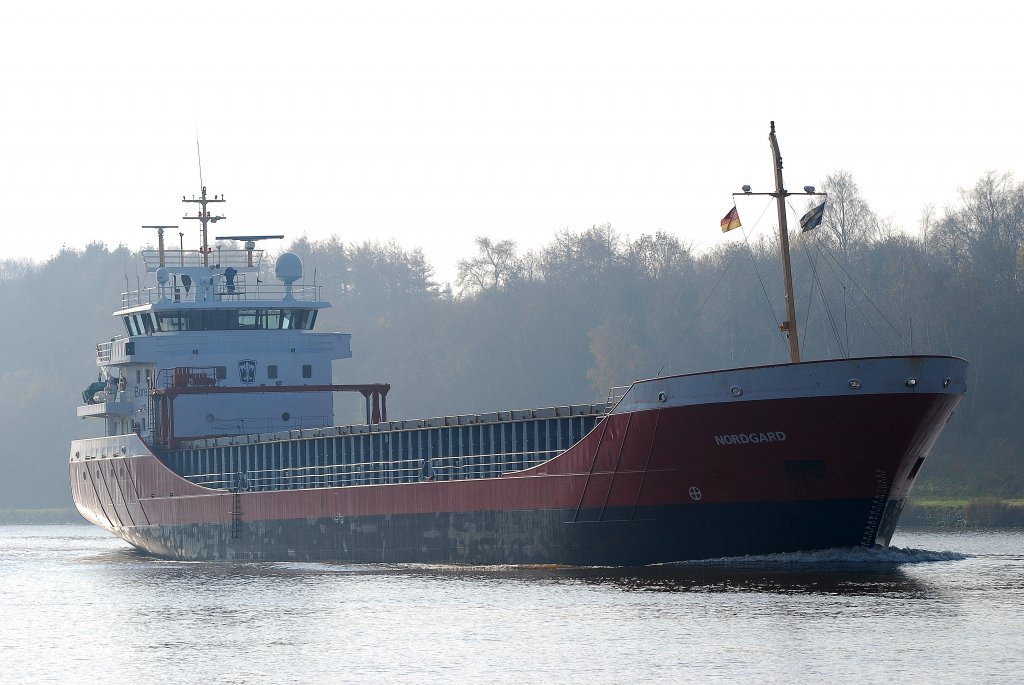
720;206;741;233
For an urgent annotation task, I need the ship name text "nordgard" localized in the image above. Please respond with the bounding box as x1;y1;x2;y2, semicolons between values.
714;432;787;446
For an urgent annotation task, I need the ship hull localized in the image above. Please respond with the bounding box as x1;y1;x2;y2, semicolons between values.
109;500;887;565
71;355;967;565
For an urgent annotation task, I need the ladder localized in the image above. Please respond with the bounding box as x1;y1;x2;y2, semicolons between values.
604;385;629;414
230;490;242;540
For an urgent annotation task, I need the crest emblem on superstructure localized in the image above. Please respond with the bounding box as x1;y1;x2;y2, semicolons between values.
238;359;257;385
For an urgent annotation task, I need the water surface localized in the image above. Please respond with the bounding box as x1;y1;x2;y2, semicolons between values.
2;526;1021;683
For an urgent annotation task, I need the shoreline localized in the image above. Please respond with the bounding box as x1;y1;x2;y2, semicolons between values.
900;498;1024;528
0;508;85;525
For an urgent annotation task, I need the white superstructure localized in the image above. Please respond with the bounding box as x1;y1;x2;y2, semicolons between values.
77;188;352;444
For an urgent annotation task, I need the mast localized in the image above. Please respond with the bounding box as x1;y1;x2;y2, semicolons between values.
734;122;826;364
768;122;801;363
142;225;178;268
182;186;226;267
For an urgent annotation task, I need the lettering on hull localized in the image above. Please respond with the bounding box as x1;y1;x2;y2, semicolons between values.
714;431;787;446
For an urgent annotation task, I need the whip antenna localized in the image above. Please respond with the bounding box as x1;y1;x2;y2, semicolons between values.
196;132;204;189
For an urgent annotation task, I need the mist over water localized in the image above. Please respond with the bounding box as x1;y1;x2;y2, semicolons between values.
2;526;1021;684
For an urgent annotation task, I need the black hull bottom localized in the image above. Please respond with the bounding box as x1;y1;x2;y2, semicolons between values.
114;497;901;565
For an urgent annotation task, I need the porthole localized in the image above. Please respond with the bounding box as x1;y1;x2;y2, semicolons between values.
848;379;862;390
943;377;951;388
657;392;667;402
730;386;743;397
282;412;291;422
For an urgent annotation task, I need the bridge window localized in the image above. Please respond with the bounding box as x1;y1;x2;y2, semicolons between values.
154;309;319;331
197;310;231;330
237;309;260;330
156;313;188;331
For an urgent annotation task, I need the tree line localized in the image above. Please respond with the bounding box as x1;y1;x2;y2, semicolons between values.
1;170;1021;508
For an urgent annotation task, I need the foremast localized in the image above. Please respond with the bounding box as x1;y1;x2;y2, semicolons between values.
182;186;225;267
735;121;826;363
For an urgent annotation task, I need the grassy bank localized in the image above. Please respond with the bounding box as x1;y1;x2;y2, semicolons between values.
902;498;1024;527
0;508;83;525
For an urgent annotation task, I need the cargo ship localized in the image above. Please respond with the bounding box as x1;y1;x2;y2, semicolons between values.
70;124;967;564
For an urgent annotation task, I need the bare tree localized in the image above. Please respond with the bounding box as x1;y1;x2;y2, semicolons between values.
813;171;879;260
0;258;36;282
627;230;693;280
926;172;1024;290
541;223;622;287
456;236;521;295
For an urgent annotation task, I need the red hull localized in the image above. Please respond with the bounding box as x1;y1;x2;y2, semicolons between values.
71;356;966;563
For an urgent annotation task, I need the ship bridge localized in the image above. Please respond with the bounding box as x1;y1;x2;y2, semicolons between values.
78;199;355;442
119;247;327;313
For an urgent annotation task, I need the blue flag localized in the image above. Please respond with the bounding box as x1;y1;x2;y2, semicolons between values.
800;202;825;232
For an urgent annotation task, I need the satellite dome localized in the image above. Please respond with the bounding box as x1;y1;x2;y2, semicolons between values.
156;267;169;285
275;252;303;285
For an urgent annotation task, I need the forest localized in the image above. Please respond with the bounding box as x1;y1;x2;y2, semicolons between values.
1;170;1021;510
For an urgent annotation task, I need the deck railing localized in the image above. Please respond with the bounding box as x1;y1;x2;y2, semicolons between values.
141;248;265;270
604;385;630;412
121;280;322;309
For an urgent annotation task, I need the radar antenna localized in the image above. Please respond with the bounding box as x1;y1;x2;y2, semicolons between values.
142;225;179;267
215;234;285;267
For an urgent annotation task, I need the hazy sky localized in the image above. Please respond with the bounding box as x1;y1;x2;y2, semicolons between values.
1;1;1019;284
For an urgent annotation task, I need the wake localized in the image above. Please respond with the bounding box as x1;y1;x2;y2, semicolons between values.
676;545;968;567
